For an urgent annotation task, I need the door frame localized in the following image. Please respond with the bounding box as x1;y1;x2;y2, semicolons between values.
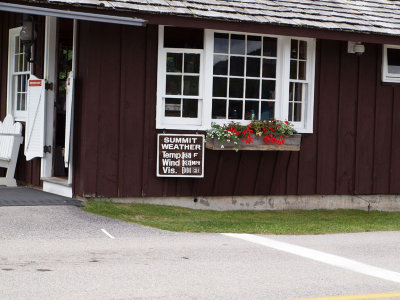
41;16;76;197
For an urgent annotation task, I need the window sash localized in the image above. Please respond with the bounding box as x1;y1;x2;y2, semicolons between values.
157;29;204;126
7;27;32;121
382;45;400;82
210;33;279;122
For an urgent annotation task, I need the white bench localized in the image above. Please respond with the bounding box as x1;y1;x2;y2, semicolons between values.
0;115;23;187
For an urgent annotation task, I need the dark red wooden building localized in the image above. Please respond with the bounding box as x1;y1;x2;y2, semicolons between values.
1;0;400;209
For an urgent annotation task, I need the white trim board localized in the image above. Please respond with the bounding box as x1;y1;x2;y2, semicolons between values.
0;2;146;26
42;180;73;198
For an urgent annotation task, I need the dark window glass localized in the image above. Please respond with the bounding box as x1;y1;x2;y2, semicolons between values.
212;99;227;119
164;27;204;49
299;61;306;80
230;34;245;55
245;79;260;99
213;77;227;97
247;36;261;56
294;103;302;121
289;82;294;101
183;76;199;96
166;75;182;95
230;56;244;76
290;60;297;80
16;93;21;110
22;75;27;91
263;37;277;57
262;59;276;78
184;54;200;73
291;39;298;59
229;78;244;98
261;102;275;120
246;57;260;77
214;55;228;75
182;99;198;118
388;48;400;74
294;83;304;102
245;101;259;120
166;53;182;73
261;80;275;100
21;93;26;110
299;41;307;59
165;98;181;117
214;33;229;53
17;75;22;92
228;100;243;119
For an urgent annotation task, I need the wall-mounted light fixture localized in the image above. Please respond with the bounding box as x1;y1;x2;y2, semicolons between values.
19;14;37;63
348;41;365;56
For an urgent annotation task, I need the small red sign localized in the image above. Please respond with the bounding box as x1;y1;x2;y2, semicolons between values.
29;80;42;87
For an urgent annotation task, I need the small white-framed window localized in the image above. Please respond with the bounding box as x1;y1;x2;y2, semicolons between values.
285;38;315;131
382;45;400;83
157;26;204;129
7;27;32;121
156;26;315;133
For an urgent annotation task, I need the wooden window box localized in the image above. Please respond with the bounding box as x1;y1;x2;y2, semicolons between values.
206;134;301;151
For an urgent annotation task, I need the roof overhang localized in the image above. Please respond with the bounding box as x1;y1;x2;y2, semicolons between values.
0;2;147;26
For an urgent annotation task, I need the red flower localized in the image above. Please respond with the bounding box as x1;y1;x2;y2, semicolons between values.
285;121;289;124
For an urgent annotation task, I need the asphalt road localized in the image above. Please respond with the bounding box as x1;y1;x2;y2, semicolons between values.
1;205;400;300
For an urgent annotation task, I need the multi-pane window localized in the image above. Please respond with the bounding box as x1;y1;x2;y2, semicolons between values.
7;27;31;120
382;45;400;83
288;40;308;122
156;26;315;132
164;51;201;119
211;33;277;121
158;26;203;126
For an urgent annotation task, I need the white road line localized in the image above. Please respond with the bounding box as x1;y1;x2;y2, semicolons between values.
222;233;400;284
101;229;115;239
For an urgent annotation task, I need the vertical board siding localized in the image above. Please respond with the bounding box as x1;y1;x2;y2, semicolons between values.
373;84;393;193
95;23;121;197
316;40;341;195
390;87;400;193
74;21;101;196
355;44;378;194
73;24;400;198
335;42;358;194
142;25;163;197
118;25;147;197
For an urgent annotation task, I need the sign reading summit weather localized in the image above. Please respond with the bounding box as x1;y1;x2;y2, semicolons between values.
157;134;205;178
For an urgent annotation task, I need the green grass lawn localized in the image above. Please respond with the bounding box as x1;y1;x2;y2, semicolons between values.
83;201;400;234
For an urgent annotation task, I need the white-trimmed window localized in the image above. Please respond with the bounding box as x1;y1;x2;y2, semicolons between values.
156;26;315;133
7;27;32;121
382;45;400;83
